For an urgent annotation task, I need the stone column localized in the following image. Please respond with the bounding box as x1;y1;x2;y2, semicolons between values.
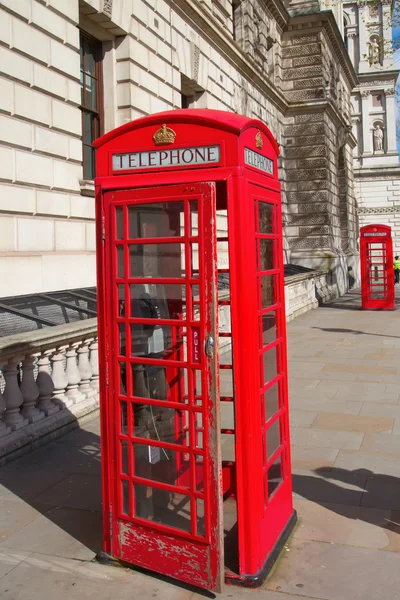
0;370;11;438
347;31;356;66
20;354;44;423
36;352;60;416
77;340;95;398
360;90;372;154
3;359;29;430
358;2;370;71
382;0;393;68
351;116;361;157
65;344;85;404
89;339;100;393
385;88;397;152
51;347;71;410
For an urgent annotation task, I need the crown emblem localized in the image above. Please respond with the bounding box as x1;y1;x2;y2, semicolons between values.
153;124;176;146
255;131;263;149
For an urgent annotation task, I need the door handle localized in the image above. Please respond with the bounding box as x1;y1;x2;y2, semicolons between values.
205;335;214;359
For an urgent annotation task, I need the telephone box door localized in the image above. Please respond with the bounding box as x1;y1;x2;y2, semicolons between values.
104;182;224;591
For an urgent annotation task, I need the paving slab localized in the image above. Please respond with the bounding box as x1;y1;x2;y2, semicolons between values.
293;498;397;551
265;538;400;600
311;412;394;433
291;427;364;450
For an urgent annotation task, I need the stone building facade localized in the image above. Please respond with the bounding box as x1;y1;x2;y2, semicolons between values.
343;0;400;250
0;0;360;300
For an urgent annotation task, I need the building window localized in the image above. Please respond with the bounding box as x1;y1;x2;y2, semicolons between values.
80;32;103;180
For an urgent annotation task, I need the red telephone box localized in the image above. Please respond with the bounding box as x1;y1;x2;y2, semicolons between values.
360;224;394;310
94;109;295;592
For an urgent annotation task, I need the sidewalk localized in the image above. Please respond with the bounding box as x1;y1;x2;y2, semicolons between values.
1;290;400;599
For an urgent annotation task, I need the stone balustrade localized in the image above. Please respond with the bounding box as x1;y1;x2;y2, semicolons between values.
0;319;99;464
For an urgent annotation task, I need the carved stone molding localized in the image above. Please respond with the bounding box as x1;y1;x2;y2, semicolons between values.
358;206;400;214
360;89;371;98
102;0;112;18
384;87;395;96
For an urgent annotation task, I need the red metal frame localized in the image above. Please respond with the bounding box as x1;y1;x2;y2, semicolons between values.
360;224;394;310
94;109;295;592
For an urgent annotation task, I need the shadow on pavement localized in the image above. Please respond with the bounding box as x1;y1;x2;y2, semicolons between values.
312;326;400;339
0;421;103;555
292;467;400;537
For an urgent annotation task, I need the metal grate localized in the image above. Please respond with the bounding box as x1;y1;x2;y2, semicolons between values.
0;287;97;338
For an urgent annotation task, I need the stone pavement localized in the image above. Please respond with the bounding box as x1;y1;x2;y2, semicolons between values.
1;290;400;599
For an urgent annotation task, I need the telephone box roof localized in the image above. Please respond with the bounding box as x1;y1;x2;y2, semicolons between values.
93;108;280;155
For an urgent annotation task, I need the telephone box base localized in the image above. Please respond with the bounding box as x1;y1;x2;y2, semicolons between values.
225;510;298;589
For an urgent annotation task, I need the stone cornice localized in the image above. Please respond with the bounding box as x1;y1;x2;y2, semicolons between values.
165;0;289;112
286;11;358;89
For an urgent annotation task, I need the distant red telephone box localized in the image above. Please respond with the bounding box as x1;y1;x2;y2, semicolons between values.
360;224;394;310
94;109;295;591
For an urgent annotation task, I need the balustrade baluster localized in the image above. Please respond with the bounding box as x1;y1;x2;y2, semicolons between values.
51;347;71;409
20;354;44;423
89;339;99;395
0;369;11;437
36;352;60;416
78;340;95;398
3;359;29;430
65;344;85;404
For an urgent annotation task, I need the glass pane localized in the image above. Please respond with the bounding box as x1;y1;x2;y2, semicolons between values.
120;400;128;434
259;202;274;234
260;275;275;308
129;202;184;239
259;239;274;272
196;498;205;536
116;207;124;240
134;444;185;488
191;243;199;275
117;246;125;278
82;111;94;144
268;454;283;499
119;362;127;396
190;201;199;236
129;283;185;320
194;411;203;449
266;418;281;462
191;285;201;321
118;284;125;316
221;402;234;430
133;485;191;533
132;404;188;447
130;325;184;359
262;344;278;385
260;312;277;348
129;243;185;278
131;364;187;403
220;369;233;397
264;383;279;422
221;433;235;461
83;144;94;180
118;323;126;356
217;241;229;270
122;480;130;515
84;75;97;110
84;43;96;75
121;440;129;474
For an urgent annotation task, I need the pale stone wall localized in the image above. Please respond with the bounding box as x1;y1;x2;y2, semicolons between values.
343;0;400;248
0;0;361;303
280;14;359;295
0;0;95;297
